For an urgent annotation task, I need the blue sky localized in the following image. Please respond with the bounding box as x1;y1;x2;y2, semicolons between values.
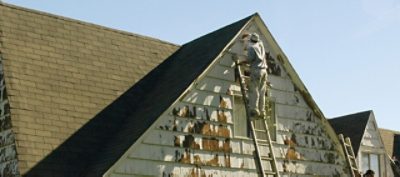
4;0;400;131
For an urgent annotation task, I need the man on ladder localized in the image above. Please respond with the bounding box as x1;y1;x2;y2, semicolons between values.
233;33;279;177
246;33;268;119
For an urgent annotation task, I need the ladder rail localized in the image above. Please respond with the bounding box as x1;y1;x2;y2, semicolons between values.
262;118;280;176
234;60;266;177
339;134;360;177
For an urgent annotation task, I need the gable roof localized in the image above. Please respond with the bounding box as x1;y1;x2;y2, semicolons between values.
328;110;372;155
25;13;253;177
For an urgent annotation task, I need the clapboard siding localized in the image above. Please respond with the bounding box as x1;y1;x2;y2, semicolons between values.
107;21;349;177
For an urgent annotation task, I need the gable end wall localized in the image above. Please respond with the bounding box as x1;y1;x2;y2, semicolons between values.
106;20;350;177
358;115;394;177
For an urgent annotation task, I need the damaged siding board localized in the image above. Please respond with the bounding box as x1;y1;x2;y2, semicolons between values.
206;64;235;82
269;89;308;108
128;144;257;169
196;77;232;94
276;104;316;122
268;75;295;92
277;118;326;137
181;90;233;110
115;158;258;177
108;22;349;177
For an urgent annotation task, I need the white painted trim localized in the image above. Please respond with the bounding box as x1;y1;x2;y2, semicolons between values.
103;16;254;177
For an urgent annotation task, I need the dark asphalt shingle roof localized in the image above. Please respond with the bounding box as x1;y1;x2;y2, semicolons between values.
328;110;372;155
25;14;253;177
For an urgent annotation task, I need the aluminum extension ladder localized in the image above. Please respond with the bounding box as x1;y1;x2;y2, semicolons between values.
234;60;280;177
338;134;360;177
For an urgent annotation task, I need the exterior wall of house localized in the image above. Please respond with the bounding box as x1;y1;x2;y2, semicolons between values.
0;56;19;176
357;117;394;177
0;3;178;174
107;22;349;177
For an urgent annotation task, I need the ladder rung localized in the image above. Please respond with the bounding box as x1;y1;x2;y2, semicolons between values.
254;129;266;132
257;143;270;146
250;118;266;121
264;171;276;175
257;139;269;143
261;156;273;161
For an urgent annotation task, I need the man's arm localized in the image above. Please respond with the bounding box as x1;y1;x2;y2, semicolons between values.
231;53;248;65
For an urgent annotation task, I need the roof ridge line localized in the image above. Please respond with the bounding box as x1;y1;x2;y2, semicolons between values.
97;14;254;176
329;110;372;120
0;2;179;47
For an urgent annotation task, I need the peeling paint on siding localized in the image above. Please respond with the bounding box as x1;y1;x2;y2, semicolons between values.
107;22;350;177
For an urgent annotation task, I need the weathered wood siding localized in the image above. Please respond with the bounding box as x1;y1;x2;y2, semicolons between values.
107;22;349;177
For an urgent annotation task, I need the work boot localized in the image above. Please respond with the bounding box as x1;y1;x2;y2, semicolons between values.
250;109;260;117
250;109;260;119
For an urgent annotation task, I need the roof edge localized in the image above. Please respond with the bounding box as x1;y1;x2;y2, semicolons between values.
0;2;179;47
329;110;373;120
379;128;400;134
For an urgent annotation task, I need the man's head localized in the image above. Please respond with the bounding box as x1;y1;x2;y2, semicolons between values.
250;33;260;43
364;170;374;177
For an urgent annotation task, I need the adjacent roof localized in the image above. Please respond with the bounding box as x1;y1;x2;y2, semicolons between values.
380;128;400;158
328;110;372;154
0;2;178;175
25;13;253;176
